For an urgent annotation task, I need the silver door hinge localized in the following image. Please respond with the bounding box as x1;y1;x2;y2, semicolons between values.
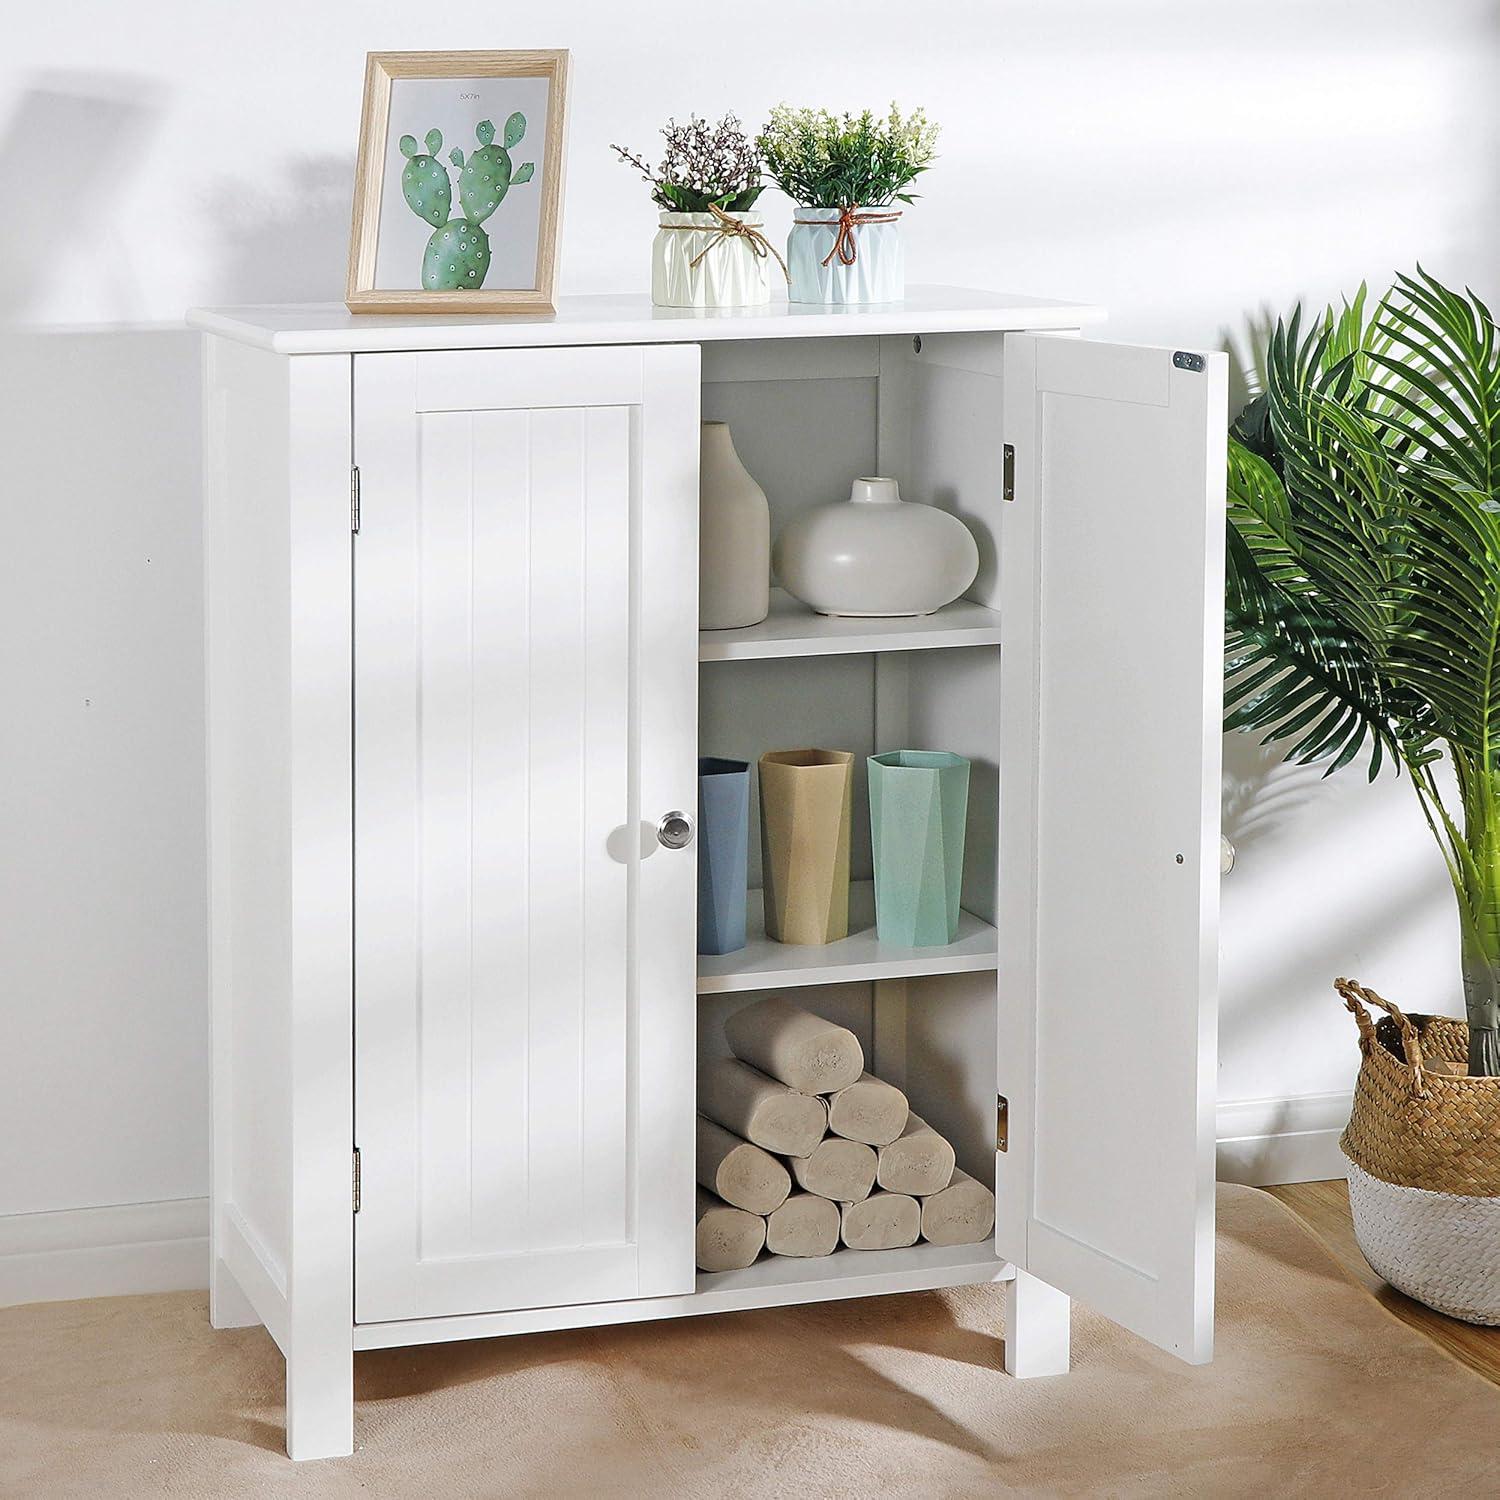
352;1148;362;1213
1002;444;1015;502
351;466;361;534
996;1095;1009;1153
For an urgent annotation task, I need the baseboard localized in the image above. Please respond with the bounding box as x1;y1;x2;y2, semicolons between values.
1216;1092;1353;1186
0;1099;1349;1309
0;1197;209;1308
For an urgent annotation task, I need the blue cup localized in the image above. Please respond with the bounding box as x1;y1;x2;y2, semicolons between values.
698;757;751;955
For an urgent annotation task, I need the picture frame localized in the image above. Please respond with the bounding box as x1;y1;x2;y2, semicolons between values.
346;50;569;314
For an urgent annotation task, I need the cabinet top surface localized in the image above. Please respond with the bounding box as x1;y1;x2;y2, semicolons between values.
187;286;1103;354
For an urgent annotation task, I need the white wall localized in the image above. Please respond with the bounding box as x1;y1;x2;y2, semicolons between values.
2;1;1497;1248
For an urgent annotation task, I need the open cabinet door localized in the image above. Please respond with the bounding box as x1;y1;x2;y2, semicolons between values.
996;334;1224;1363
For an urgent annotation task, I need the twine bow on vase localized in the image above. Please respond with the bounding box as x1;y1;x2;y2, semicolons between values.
678;202;790;282
795;206;904;267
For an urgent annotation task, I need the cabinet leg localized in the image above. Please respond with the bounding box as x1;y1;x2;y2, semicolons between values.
209;1257;259;1330
1004;1270;1070;1378
285;1337;354;1460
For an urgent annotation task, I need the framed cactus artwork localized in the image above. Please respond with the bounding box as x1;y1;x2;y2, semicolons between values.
347;50;569;313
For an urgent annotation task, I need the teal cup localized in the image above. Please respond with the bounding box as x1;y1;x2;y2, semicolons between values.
867;750;970;946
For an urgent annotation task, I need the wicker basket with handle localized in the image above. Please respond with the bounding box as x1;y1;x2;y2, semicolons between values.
1336;977;1500;1324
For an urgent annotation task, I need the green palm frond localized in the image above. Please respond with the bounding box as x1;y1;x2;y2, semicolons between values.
1225;269;1500;1068
1365;270;1500;764
1224;438;1396;777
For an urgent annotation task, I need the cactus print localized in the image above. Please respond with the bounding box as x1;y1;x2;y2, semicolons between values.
399;116;536;291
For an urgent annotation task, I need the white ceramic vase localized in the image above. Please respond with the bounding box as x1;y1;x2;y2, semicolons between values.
787;206;904;305
700;422;770;629
652;212;773;310
773;477;979;618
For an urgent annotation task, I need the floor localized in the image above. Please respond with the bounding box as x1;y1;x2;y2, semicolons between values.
1266;1179;1500;1386
6;1185;1500;1497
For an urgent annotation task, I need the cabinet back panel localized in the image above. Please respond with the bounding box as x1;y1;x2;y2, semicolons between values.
700;377;877;544
895;973;999;1183
902;358;1007;611
699;655;876;887
897;649;1002;927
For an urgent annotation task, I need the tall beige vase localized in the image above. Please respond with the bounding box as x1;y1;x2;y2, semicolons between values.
758;749;854;945
699;422;770;629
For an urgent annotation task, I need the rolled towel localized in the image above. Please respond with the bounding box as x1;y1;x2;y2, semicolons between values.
695;1188;766;1272
698;1057;827;1158
876;1113;956;1197
697;1115;791;1215
919;1168;996;1247
765;1191;840;1257
724;996;864;1093
841;1191;920;1251
789;1136;877;1204
827;1072;908;1147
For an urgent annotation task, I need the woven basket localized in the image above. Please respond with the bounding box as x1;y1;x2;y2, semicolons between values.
1336;977;1500;1324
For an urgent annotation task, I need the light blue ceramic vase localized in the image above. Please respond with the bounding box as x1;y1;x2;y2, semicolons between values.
868;750;970;946
787;205;905;305
697;757;750;955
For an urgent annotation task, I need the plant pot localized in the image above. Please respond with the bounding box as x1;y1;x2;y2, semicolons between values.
773;477;979;618
787;206;903;305
868;751;970;946
1337;979;1500;1324
697;757;750;956
700;423;770;629
757;749;854;946
652;211;773;309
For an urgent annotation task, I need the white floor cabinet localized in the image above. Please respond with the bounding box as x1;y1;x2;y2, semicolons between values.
191;289;1225;1460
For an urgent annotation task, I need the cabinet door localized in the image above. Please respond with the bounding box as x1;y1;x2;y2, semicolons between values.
353;345;700;1324
996;334;1224;1363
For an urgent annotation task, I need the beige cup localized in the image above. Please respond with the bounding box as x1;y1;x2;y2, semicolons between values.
757;748;854;945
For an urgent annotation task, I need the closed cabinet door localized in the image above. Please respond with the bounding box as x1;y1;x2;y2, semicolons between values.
997;334;1225;1363
353;344;700;1324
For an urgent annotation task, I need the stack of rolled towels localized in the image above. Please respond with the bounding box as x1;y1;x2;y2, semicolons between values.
696;996;997;1271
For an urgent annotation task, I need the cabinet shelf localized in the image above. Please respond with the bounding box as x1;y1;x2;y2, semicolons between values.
696;880;998;995
699;589;1002;663
695;1239;1011;1305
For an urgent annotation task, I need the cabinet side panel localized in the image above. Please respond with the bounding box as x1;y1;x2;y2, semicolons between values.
889;335;1009;612
284;352;356;1459
205;337;293;1287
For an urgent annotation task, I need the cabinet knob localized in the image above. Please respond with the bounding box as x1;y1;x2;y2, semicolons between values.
656;811;695;850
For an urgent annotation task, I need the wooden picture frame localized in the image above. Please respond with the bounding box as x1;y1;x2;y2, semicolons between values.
346;50;569;314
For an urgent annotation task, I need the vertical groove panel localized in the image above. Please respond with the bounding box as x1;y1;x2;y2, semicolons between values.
523;407;591;1250
581;407;631;1244
468;409;532;1250
416;411;476;1257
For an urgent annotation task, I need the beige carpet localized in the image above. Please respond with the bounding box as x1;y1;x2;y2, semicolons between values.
3;1186;1498;1498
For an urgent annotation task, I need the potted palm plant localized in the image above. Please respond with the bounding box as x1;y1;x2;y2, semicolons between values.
1226;268;1500;1321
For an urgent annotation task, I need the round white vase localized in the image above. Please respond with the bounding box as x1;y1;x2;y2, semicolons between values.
773;477;979;618
700;422;770;629
787;206;904;305
652;212;773;310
